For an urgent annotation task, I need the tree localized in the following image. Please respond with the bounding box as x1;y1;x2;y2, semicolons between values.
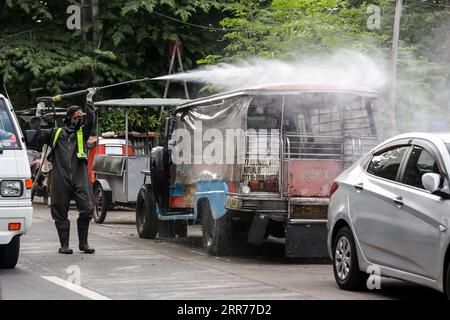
0;0;225;112
212;0;450;133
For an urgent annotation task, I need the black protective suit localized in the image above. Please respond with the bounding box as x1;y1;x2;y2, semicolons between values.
31;101;95;253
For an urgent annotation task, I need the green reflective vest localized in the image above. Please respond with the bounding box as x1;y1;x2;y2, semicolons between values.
52;128;87;159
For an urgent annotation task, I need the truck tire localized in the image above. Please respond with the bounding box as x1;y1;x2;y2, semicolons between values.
0;236;20;269
200;201;232;256
150;147;169;210
93;183;111;224
136;185;160;239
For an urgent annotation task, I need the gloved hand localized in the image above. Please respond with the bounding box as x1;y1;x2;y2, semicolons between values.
86;87;98;102
36;102;46;117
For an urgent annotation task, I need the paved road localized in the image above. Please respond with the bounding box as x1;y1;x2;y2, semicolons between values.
0;201;445;300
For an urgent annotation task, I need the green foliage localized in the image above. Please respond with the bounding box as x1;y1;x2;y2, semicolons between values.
218;0;385;59
215;0;450;132
99;108;159;133
1;0;449;134
0;0;226;132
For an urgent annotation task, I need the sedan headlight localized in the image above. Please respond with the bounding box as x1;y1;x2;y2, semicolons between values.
1;180;23;197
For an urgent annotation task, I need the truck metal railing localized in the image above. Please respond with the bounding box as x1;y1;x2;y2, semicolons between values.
243;132;282;184
342;135;379;166
283;133;378;162
242;132;378;198
283;134;343;160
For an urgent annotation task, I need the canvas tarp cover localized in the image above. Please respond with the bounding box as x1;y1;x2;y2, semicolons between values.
171;96;253;185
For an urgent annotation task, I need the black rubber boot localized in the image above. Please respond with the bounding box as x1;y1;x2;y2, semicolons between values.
77;222;95;254
57;228;73;254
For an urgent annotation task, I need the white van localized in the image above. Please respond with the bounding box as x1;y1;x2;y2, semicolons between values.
0;94;33;268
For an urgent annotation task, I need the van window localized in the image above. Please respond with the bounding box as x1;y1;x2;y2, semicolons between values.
0;99;19;149
367;146;408;181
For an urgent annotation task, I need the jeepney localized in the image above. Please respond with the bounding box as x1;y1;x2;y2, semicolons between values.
136;83;380;257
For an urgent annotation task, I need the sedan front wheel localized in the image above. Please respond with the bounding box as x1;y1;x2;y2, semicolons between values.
333;226;368;291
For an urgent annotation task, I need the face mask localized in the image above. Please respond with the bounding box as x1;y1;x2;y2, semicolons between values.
69;117;83;128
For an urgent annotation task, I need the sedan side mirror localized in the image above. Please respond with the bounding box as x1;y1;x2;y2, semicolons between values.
422;173;441;193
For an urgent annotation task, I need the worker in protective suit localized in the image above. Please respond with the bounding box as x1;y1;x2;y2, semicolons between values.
30;88;97;254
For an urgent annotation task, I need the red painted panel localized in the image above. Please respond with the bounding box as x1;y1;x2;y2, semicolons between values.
87;145;105;184
227;181;238;193
288;160;344;197
170;196;194;208
122;145;134;156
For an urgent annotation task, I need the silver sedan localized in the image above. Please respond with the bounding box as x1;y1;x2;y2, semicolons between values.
327;132;450;298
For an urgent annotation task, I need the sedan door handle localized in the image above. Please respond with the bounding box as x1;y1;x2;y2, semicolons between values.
354;183;364;192
393;196;404;208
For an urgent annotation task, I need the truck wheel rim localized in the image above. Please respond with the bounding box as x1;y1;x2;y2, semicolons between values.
335;236;351;281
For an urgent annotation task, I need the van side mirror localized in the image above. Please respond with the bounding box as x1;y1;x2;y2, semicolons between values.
25;130;37;145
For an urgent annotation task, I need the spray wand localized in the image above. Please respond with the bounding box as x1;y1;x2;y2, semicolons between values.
37;77;152;105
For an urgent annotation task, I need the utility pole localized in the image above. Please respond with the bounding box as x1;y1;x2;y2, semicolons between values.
391;0;402;132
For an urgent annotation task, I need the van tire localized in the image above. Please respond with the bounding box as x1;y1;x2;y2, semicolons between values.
136;185;159;239
93;183;110;224
200;201;232;256
0;236;20;269
332;227;368;291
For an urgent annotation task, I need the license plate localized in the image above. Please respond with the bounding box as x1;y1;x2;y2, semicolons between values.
226;197;241;209
291;205;327;219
